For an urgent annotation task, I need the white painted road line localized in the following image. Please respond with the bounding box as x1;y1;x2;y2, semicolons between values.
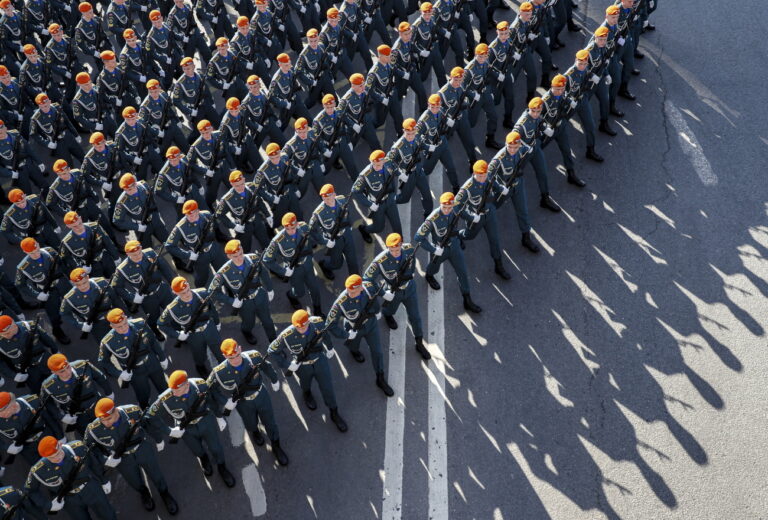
664;100;719;186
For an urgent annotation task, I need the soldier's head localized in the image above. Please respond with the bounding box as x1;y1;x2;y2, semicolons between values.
575;49;589;70
119;173;138;195
377;45;391;65
0;392;19;418
519;2;533;21
166;146;182;166
345;274;363;298
236;16;250;34
350;73;365;94
147;78;162;98
326;7;339;25
69;267;90;291
256;0;268;12
472;159;488;183
124;28;138;47
294;118;309;139
0;315;18;340
122;106;139;126
620;0;633;8
369;149;385;170
419;2;433;21
215;37;229;55
20;236;40;259
48;23;63;42
276;53;291;73
402;118;417;141
594;26;609;47
281;212;298;233
76;71;93;92
221;339;243;366
149;9;163;28
0;0;15;16
527;97;543;118
291;309;310;333
171;276;191;298
53;159;71;180
229;170;246;191
496;20;511;39
506;131;522;155
168;370;190;396
182;200;200;222
125;240;143;262
428;94;441;114
101;50;117;70
0;65;10;85
47;353;73;381
79;2;94;20
224;239;244;262
266;143;281;164
385;233;402;258
95;398;119;426
9;188;26;209
439;192;454;215
551;74;566;96
0;119;6;139
398;22;412;42
38;436;64;463
226;97;240;116
475;43;488;63
107;308;129;334
180;57;195;76
197;119;213;139
63;211;83;232
322;94;336;114
319;183;336;206
246;75;262;94
605;5;619;25
449;67;464;87
90;131;106;151
35;93;51;111
307;28;319;47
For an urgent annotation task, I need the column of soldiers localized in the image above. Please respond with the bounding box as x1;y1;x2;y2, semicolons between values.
0;0;660;516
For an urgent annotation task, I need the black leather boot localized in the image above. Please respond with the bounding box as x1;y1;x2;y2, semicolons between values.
198;454;213;476
357;224;373;243
567;168;587;186
485;135;502;150
462;294;482;313
494;259;511;280
618;83;636;100
160;489;179;515
610;103;625;117
330;408;348;432
585;147;604;163
303;390;317;411
539;193;561;212
139;486;155;511
414;337;431;360
286;290;301;310
376;372;394;396
271;440;289;466
384;315;398;330
599;120;617;136
217;464;236;487
425;274;441;290
521;232;540;253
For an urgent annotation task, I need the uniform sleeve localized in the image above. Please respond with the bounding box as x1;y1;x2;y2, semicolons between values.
413;218;436;253
267;334;289;370
325;301;348;339
87;362;114;397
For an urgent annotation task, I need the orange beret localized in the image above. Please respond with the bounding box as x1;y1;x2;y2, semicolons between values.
595;26;609;37
123;28;136;39
398;22;410;32
326;7;339;17
124;240;142;253
291;309;309;327
450;67;464;78
385;233;402;247
237;15;249;27
63;211;79;224
576;49;589;61
78;2;92;12
168;370;188;389
294;117;308;130
420;2;432;12
180;56;194;67
473;160;488;173
344;274;362;289
22;44;36;55
265;143;281;156
171;276;189;293
95;397;115;418
166;145;181;158
35;93;49;105
322;93;335;105
53;159;69;173
149;9;161;20
106;308;125;324
369;150;385;162
220;338;238;356
182;200;198;214
319;183;334;196
121;106;137;118
606;5;620;15
519;2;533;12
215;37;229;47
228;170;244;183
147;78;160;89
20;237;38;253
428;94;441;105
48;23;61;34
528;97;543;109
0;315;12;332
226;97;240;110
349;73;364;85
196;119;212;131
0;0;12;8
506;131;521;144
377;44;391;56
307;28;318;38
0;65;8;75
475;43;488;55
439;192;454;204
69;267;87;282
89;132;105;144
100;50;115;61
119;173;136;189
402;118;416;131
0;391;11;410
8;188;24;204
47;353;68;372
254;0;266;5
551;74;567;87
281;212;297;226
224;239;241;254
247;75;261;85
276;53;290;63
38;436;59;458
496;20;510;30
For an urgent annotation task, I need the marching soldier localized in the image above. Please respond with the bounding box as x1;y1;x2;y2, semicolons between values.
325;275;392;396
487;131;540;253
242;74;285;151
156;146;209;218
562;50;604;165
391;22;427;113
269;310;348;428
454;160;511;280
119;28;153;99
540;74;588;184
352;150;402;244
256;142;302;222
41;353;114;435
60;211;120;278
74;2;111;74
209;339;291;463
81;132;122;207
71;71;117;137
264;212;323;316
140;79;188;154
613;0;639;104
390;118;433;218
14;238;72;344
195;0;229;40
45;159;103;225
189;119;234;208
85;398;179;514
249;0;281;62
171;57;218;128
29;93;84;164
216;170;271;252
97;50;141;118
97;308;168;408
283;117;329;198
309;183;359;280
339;0;371;71
337;72;380;152
529;0;556;89
585;26;619;138
434;0;473;63
366;44;403;131
167;0;211;65
206;37;247;100
0;391;63;468
414;192;482;313
25;436;116;519
106;0;134;49
418;94;459;193
363;233;431;360
44;23;78;103
112;172;168;245
295;28;335;110
157;277;223;378
0;1;25;77
464;43;501;150
410;2;447;82
0;66;30;136
210;239;276;346
0;484;38;519
220;98;260;176
0;314;59;393
439;67;479;169
268;53;312;131
115;105;163;181
145;10;179;89
145;370;236;486
19;44;59;105
165;200;226;287
319;7;352;80
112;240;175;337
61;267;119;343
313;94;357;179
2;189;60;248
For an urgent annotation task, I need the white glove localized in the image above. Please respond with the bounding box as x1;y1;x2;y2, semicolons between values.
160;358;169;370
133;156;142;165
447;117;455;128
255;123;264;132
605;75;613;86
419;49;429;57
216;323;221;331
331;54;338;64
14;372;28;383
189;251;199;261
294;189;301;198
205;169;214;178
278;23;284;31
266;39;272;47
501;186;509;196
284;267;294;277
118;370;133;383
364;15;372;24
212;16;218;23
382;97;389;106
47;142;56;150
83;265;92;274
351;32;357;41
50;498;65;512
138;74;147;83
159;70;166;78
428;144;436;152
38;163;45;172
137;223;147;232
398;172;408;183
352;123;362;133
183;34;190;43
132;293;144;304
545;37;551;45
37;291;49;302
323;149;332;158
311;79;317;87
288;361;300;371
383;290;395;301
235;146;242;155
94;50;101;58
62;414;77;425
101;181;112;191
433;246;444;257
271;380;280;391
234;223;246;234
102;482;112;494
177;331;189;341
94;121;104;131
81;322;93;333
285;101;291;110
232;297;243;309
169;427;185;438
223;81;232;90
65;71;72;79
590;74;600;84
176;195;185;204
156;441;165;452
267;290;274;301
6;443;23;455
513;51;521;60
246;61;254;70
105;455;121;468
369;202;379;212
543;126;554;137
618;37;626;46
325;349;334;359
528;32;537;41
165;57;172;64
17;313;23;321
325;239;335;249
403;71;410;81
297;167;306;178
9;168;18;180
191;109;198;117
266;216;274;227
497;72;504;82
472;214;481;223
473;91;481;102
569;99;578;109
347;329;357;340
224;398;237;411
444;30;452;38
139;3;146;10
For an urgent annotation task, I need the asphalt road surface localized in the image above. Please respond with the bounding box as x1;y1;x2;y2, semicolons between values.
3;1;767;519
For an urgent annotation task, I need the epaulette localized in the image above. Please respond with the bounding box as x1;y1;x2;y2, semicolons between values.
123;404;141;414
17;258;30;270
278;329;292;340
212;363;227;374
42;376;55;389
158;389;173;401
31;459;44;472
72;359;88;370
63;287;76;299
